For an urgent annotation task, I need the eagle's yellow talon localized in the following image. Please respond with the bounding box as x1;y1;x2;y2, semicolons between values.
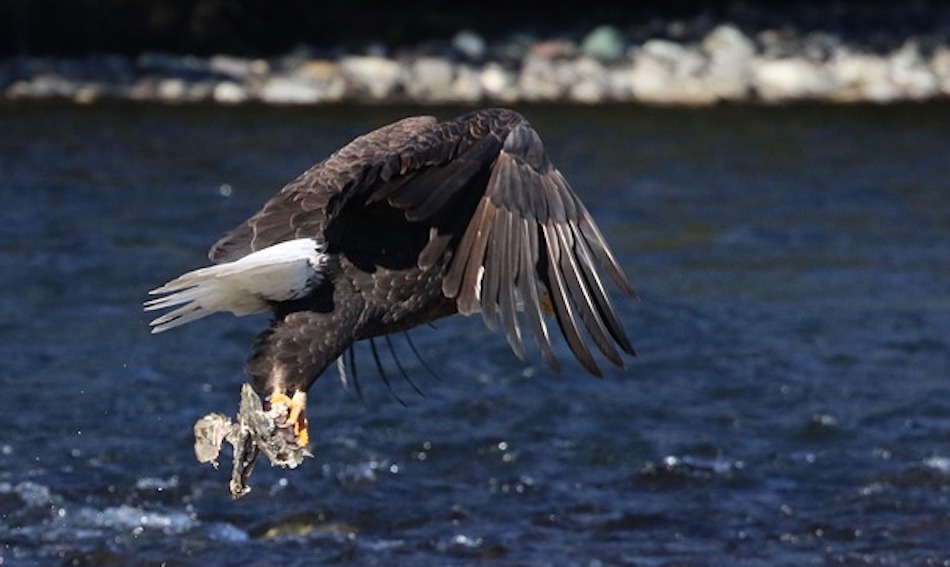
295;423;309;447
269;391;293;406
269;390;309;448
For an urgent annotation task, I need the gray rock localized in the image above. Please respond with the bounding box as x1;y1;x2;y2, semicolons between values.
452;30;487;61
528;39;578;60
127;77;159;101
581;25;626;63
185;80;217;102
6;74;77;99
208;55;268;80
137;52;211;79
493;32;536;66
757;29;801;60
4;22;949;107
801;32;844;62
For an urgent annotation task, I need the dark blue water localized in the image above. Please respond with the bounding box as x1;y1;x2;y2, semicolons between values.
1;102;948;566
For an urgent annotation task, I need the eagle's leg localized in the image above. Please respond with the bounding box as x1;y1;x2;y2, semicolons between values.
269;390;309;447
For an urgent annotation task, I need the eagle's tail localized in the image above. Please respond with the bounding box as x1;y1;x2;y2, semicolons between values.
145;238;326;333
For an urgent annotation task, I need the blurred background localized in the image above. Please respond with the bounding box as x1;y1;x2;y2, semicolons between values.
1;2;949;566
2;0;950;104
0;0;944;56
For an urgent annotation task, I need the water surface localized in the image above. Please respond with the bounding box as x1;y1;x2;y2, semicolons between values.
0;102;948;566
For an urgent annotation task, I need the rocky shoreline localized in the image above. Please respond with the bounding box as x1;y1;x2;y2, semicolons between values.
3;24;950;106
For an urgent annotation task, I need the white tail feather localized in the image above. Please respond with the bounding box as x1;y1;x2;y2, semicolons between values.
145;238;326;333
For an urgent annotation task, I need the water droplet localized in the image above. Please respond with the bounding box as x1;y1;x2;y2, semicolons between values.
452;533;482;548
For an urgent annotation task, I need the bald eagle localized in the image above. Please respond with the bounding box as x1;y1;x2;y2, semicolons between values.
146;108;636;485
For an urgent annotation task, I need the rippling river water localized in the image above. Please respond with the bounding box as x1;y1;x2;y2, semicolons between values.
0;102;948;566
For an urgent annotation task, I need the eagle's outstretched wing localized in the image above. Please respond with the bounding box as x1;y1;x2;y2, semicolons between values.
210;108;635;375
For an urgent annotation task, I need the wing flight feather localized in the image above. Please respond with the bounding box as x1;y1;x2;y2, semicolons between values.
209;108;635;376
444;117;637;374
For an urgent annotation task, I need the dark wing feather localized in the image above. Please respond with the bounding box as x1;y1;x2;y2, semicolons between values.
444;117;636;375
209;112;510;264
517;216;558;369
212;107;634;377
209;115;445;263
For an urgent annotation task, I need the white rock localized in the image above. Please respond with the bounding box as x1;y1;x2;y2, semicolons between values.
702;24;755;100
479;63;517;101
157;78;187;101
641;39;705;76
73;84;103;104
931;46;950;96
703;25;755;64
607;61;638;100
259;75;324;104
451;64;483;102
295;59;346;101
518;56;563;101
213;81;249;103
566;57;610;104
830;51;895;102
887;41;938;100
339;55;403;100
751;57;835;102
406;56;455;101
627;43;717;106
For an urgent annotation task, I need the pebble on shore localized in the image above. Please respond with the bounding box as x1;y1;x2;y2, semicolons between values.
3;25;949;106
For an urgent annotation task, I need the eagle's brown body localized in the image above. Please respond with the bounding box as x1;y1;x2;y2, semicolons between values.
149;107;636;454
